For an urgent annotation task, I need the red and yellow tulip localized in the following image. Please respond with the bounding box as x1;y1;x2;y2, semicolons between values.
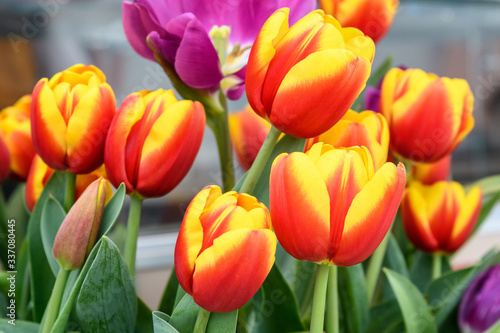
380;67;474;163
25;155;111;212
319;0;399;43
402;181;482;253
409;155;452;185
31;64;116;174
104;89;205;198
0;95;36;180
175;185;276;312
246;9;375;138
0;134;10;183
317;110;389;170
270;143;406;266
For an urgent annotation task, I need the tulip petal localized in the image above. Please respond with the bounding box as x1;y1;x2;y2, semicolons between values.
280;0;318;26
270;49;371;138
192;228;276;312
447;187;482;252
270;152;330;263
122;1;160;61
333;162;405;266
31;79;67;170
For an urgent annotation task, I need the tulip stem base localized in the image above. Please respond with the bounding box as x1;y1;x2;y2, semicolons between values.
64;171;77;212
42;268;70;333
432;253;442;280
366;227;392;304
311;264;330;333
194;308;211;333
326;265;339;333
124;196;143;279
239;126;281;194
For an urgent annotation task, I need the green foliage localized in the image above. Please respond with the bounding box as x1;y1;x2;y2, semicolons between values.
40;197;66;276
338;264;369;333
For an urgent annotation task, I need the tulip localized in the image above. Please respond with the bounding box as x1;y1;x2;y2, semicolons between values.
270;142;406;266
53;177;108;270
175;185;276;312
122;0;315;100
319;0;399;43
0;134;10;183
402;181;482;253
0;95;36;180
31;64;116;174
25;155;112;212
246;9;375;138
380;67;474;163
317;110;389;170
104;89;205;198
459;264;500;333
409;155;452;185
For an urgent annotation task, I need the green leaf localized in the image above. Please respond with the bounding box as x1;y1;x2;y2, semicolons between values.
168;294;200;333
207;311;238;333
281;257;316;322
475;191;500;232
99;183;126;238
75;236;137;333
338;264;369;333
380;234;410;301
384;268;437;333
27;171;67;321
485;318;500;333
409;251;433;293
366;298;405;333
159;268;180;316
40;196;66;276
136;297;154;333
152;311;178;333
465;174;500;198
0;319;39;332
6;184;30;245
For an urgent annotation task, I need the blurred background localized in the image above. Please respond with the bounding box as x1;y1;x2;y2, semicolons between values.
1;0;499;307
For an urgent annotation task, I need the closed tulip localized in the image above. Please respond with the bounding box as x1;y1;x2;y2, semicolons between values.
53;177;109;270
409;155;452;185
246;9;375;138
319;0;399;43
317;110;389;170
31;64;116;174
402;181;482;253
270;143;405;266
0;134;10;183
104;89;205;198
175;185;276;312
380;67;474;163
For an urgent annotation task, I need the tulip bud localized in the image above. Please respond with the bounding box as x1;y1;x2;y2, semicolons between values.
246;9;375;138
459;264;500;333
270;143;406;266
0;134;10;183
319;0;399;43
175;185;276;312
402;181;482;253
317;110;390;170
104;89;205;198
31;64;116;174
52;177;108;270
380;67;474;163
409;155;452;185
0;95;36;180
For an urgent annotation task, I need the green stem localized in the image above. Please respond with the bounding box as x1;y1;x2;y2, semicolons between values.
42;268;70;333
326;265;339;333
124;196;143;279
63;172;77;212
193;308;211;333
239;126;281;194
432;253;442;280
366;229;392;304
310;264;330;333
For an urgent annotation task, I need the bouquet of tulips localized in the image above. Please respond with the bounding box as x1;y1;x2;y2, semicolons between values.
1;0;500;332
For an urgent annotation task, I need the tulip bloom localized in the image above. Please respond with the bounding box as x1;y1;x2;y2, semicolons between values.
459;264;500;333
175;185;276;312
53;177;109;270
317;110;389;170
123;0;315;100
409;155;452;185
319;0;399;43
0;95;36;180
402;181;482;253
270;143;405;266
105;89;205;198
380;68;474;163
246;9;375;138
31;64;116;174
0;134;10;183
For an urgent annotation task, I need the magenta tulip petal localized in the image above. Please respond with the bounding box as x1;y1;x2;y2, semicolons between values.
123;2;160;61
364;86;381;112
279;0;317;25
